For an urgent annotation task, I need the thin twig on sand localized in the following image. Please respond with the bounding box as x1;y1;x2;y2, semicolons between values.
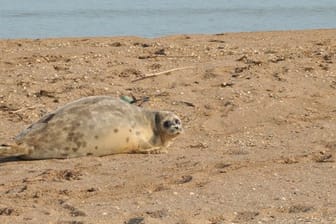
131;66;194;82
9;104;44;114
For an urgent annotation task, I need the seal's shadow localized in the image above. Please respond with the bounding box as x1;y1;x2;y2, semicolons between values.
0;156;41;163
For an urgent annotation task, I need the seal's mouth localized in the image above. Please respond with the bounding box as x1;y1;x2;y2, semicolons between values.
177;127;184;134
169;127;183;135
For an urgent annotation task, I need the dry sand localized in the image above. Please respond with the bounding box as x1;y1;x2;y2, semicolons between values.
0;29;336;223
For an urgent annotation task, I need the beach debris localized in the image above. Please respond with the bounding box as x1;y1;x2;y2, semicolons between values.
234;66;249;74
53;65;69;71
146;209;168;218
312;151;333;163
60;201;87;217
110;42;122;47
126;217;145;224
131;66;194;82
236;55;262;65
35;89;56;98
133;42;151;47
221;82;234;87
233;211;260;222
154;48;166;55
175;175;193;184
120;95;135;104
179;101;195;107
8;104;44;114
120;95;149;106
189;142;208;149
214;162;231;169
280;204;314;213
269;55;286;63
209;39;226;43
119;68;142;78
0;207;19;216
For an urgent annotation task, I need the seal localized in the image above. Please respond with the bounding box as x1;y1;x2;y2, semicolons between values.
0;96;183;159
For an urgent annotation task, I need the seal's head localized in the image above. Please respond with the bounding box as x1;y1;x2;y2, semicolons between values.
155;111;183;144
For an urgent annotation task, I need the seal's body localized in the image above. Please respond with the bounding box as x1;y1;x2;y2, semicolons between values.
0;96;183;159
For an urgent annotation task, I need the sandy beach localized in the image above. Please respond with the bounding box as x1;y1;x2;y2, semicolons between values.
0;29;336;223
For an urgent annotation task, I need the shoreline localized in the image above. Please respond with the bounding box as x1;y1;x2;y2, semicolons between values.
0;28;335;41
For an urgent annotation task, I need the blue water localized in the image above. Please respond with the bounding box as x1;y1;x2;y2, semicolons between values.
1;0;336;38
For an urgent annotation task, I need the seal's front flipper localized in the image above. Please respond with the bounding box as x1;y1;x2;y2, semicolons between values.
136;147;168;154
0;144;28;158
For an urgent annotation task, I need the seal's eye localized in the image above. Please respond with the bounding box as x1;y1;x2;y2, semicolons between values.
163;120;171;128
174;119;180;125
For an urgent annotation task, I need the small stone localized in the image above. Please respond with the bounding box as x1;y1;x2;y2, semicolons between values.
221;82;234;87
110;42;122;47
287;204;314;213
175;175;193;184
312;151;333;162
126;217;144;224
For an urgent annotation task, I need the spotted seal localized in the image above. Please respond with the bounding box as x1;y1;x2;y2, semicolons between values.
0;96;183;159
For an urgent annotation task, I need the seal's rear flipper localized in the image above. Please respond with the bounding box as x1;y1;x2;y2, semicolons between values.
0;144;27;158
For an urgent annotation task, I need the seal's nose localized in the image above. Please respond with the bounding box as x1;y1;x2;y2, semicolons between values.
174;125;183;134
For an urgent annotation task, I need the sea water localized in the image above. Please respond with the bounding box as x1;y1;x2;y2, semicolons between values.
0;0;335;38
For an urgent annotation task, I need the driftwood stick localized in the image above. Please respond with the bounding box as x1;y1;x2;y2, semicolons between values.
131;66;194;82
10;104;44;114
